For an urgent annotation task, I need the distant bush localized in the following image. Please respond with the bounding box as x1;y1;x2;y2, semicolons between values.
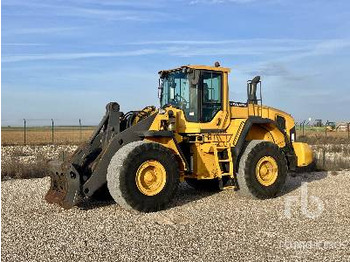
1;145;75;180
1;159;50;180
311;144;350;171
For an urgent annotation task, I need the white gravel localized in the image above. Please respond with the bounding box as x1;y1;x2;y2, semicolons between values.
1;172;350;262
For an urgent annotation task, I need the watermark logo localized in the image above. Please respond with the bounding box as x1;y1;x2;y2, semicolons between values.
284;182;324;219
280;240;349;251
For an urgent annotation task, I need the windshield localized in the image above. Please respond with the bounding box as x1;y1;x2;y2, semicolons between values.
160;70;199;121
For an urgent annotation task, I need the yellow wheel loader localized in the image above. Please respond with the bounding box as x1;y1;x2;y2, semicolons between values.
46;63;313;212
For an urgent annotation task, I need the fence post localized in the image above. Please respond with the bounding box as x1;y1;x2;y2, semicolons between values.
51;119;54;144
302;121;305;136
325;126;327;137
23;118;27;145
79;119;82;142
322;148;326;169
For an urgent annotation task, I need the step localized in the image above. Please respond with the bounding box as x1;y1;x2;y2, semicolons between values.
216;146;230;150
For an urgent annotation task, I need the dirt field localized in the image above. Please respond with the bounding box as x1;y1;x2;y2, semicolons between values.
1;127;94;145
1;172;350;261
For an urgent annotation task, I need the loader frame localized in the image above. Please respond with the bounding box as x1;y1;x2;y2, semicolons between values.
46;102;157;208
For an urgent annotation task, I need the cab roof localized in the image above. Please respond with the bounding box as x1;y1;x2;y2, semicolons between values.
158;64;231;75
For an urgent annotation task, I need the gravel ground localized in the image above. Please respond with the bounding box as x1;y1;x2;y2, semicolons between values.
1;172;350;262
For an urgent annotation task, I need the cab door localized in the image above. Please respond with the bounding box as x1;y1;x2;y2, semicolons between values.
201;71;222;123
199;70;229;131
175;69;229;133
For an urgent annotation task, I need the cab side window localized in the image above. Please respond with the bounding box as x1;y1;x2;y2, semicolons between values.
202;71;222;122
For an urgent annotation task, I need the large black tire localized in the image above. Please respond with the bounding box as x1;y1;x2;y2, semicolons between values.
107;141;179;212
185;178;220;191
237;140;287;199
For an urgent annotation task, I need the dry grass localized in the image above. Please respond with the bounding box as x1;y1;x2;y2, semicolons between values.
296;128;350;144
1;159;50;180
296;126;350;171
2;127;94;145
3;126;349;146
311;144;350;171
1;145;76;180
2;126;349;180
297;134;350;145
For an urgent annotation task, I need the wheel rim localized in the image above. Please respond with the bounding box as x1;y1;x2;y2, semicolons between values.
255;156;278;186
135;160;167;196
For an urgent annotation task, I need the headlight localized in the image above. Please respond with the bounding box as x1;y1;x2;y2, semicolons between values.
168;122;176;131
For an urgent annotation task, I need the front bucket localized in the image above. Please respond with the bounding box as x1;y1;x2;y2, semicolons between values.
45;160;81;209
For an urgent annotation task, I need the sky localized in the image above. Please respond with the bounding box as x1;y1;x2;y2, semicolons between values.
2;0;350;126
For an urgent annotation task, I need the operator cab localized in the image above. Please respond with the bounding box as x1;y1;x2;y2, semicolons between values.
159;65;226;123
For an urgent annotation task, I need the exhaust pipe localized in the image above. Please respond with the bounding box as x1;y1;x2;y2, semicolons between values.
247;76;260;104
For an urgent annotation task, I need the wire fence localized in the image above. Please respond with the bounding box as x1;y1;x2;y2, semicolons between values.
2;118;350;171
2;118;350;146
2;119;96;145
295;120;350;141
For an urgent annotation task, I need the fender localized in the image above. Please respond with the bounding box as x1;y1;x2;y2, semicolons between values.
233;116;296;172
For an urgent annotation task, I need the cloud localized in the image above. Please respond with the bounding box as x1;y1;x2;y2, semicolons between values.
64;7;166;22
3;38;350;64
189;0;272;5
248;62;289;77
127;38;350;60
69;0;165;8
2;43;47;46
0;43;302;63
272;39;350;63
241;62;319;82
5;27;80;35
2;48;182;63
2;0;164;9
2;0;171;22
127;39;318;46
229;39;350;83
